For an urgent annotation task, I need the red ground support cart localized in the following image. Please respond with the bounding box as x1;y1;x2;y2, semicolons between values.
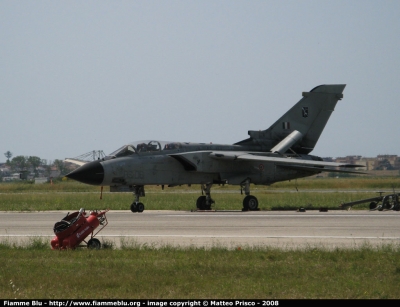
51;208;109;250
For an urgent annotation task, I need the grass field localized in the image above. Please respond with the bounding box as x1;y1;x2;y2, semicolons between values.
1;176;400;192
0;190;385;211
0;177;399;211
1;239;400;299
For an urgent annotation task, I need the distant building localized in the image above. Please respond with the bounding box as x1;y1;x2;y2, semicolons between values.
359;157;376;171
375;155;399;170
35;177;48;184
322;155;400;171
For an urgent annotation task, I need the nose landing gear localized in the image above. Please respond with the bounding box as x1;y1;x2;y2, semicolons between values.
130;185;145;213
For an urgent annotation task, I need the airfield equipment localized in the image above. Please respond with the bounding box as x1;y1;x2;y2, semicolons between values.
340;192;400;211
51;208;109;249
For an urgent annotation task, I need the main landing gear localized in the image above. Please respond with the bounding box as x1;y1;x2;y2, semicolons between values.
195;180;259;211
196;183;215;210
241;179;259;211
130;185;145;213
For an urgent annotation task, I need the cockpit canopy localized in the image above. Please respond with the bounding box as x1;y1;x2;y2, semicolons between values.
106;140;182;159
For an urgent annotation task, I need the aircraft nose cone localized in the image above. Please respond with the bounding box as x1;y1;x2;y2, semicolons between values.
66;160;104;185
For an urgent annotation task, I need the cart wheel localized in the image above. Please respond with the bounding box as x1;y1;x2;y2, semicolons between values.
87;238;101;250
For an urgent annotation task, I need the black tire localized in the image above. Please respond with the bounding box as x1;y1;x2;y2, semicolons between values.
137;202;145;213
130;202;138;213
87;238;101;250
243;195;258;211
196;196;207;210
53;220;71;233
369;201;378;210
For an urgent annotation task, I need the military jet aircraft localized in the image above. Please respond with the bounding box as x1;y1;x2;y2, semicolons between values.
66;84;363;212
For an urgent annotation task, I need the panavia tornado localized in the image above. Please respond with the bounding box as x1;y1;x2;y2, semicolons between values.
66;84;363;212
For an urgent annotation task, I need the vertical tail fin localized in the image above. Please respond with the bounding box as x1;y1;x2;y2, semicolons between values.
235;84;346;154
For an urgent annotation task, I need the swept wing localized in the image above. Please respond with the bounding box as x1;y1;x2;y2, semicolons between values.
171;151;365;174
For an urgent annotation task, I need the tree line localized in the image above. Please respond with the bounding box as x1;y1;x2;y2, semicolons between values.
2;151;69;178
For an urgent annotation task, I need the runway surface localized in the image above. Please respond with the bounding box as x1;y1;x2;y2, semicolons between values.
1;210;400;249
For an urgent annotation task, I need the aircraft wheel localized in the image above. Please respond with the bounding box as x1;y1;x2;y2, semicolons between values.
87;238;101;250
137;202;145;213
196;196;207;210
243;195;258;211
130;202;138;213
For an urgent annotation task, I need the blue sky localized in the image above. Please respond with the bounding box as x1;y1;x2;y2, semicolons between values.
1;1;399;161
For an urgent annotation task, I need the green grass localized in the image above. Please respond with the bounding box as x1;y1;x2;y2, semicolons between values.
269;176;400;190
1;176;400;193
0;190;380;211
1;238;400;299
1;177;400;211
